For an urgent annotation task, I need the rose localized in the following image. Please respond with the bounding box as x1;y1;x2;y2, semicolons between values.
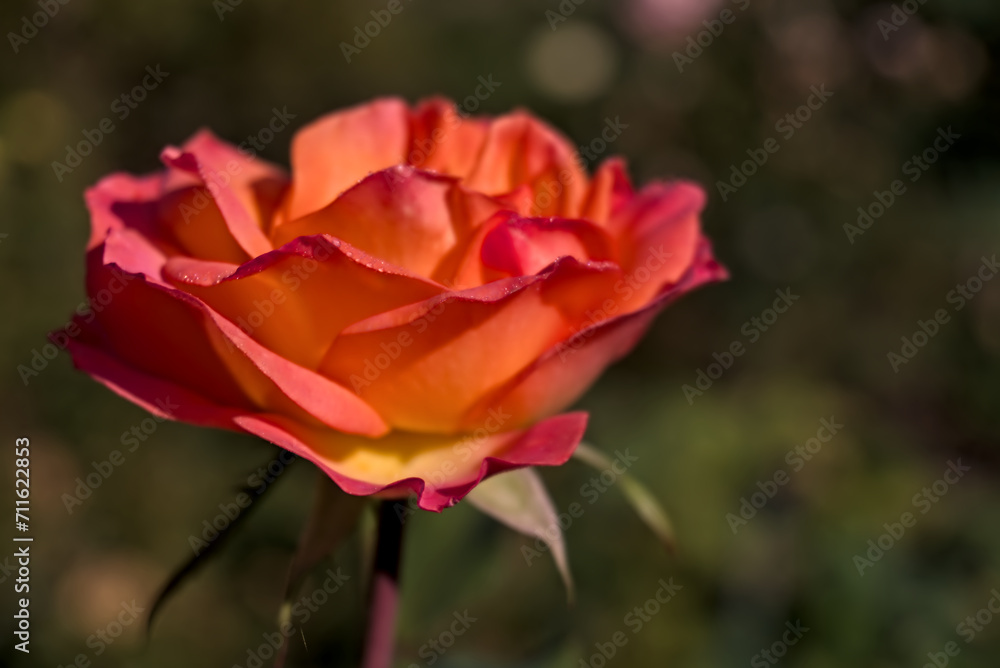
59;97;726;511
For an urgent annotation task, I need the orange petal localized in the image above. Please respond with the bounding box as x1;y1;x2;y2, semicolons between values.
462;239;728;428
86;247;389;437
319;258;620;433
160;129;286;259
165;235;443;370
465;111;588;218
286;97;409;220
407;98;490;178
580;157;634;225
274;167;461;278
611;181;707;309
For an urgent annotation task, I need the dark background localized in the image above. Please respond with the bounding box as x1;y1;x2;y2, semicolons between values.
1;0;999;666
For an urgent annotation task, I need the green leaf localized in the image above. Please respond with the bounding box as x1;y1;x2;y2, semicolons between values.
466;468;573;602
573;442;677;554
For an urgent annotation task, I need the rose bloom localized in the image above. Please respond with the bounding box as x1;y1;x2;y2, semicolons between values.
61;98;725;511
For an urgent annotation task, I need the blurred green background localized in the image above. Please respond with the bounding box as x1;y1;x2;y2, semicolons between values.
1;0;999;666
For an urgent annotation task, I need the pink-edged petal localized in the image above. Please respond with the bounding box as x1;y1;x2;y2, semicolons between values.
286;98;410;220
164;235;443;370
460;240;728;429
85;172;167;251
319;257;621;433
102;227;170;285
82;247;390;437
232;412;588;512
160;129;286;258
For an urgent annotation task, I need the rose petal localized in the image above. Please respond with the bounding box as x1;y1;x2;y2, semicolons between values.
84;248;390;437
286;97;410;220
160;129;287;259
319;257;620;433
274;167;460;278
407;98;491;178
580;157;635;225
63;335;250;430
85;172;167;251
465;111;588;218
155;185;254;265
165;234;443;370
460;240;728;428
480;214;615;277
611;180;707;307
232;412;588;512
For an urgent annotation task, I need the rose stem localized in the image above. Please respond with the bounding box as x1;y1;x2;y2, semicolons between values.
361;500;406;668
